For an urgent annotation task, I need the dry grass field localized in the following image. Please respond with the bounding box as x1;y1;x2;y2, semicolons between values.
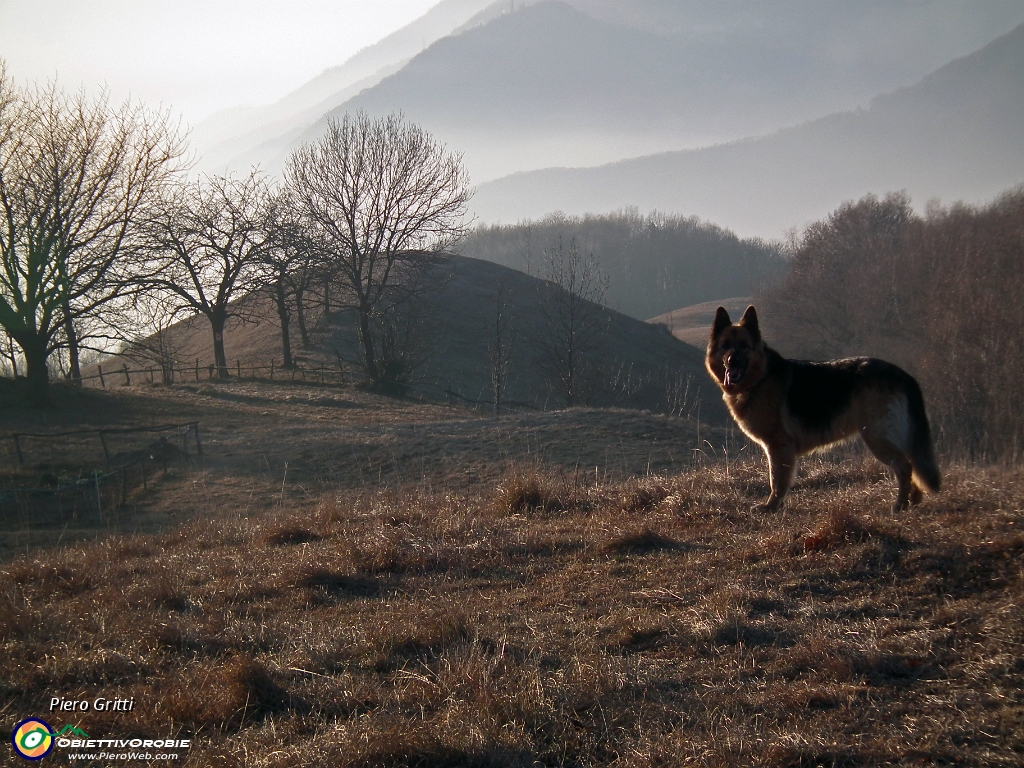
2;381;1023;766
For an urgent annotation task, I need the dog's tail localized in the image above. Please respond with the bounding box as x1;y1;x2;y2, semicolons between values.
905;377;941;492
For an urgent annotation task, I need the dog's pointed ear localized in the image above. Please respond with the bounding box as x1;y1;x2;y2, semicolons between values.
711;307;732;340
739;305;761;340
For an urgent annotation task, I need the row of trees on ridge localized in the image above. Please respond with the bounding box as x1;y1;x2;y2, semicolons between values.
0;62;471;404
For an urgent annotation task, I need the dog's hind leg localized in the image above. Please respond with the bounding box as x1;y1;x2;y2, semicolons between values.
862;433;914;512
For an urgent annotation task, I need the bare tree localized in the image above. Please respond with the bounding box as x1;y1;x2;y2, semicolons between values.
146;171;276;378
285;111;471;390
116;290;185;384
0;64;187;403
539;237;609;407
759;192;914;358
259;191;318;369
487;276;518;414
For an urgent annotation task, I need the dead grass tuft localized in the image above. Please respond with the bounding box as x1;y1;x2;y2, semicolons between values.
372;609;474;669
498;471;586;514
607;622;670;653
7;560;95;595
150;623;229;658
602;528;682;555
165;656;302;729
799;507;907;555
711;616;797;648
617;478;672;513
0;591;26;639
263;524;322;546
295;567;385;599
136;570;190;611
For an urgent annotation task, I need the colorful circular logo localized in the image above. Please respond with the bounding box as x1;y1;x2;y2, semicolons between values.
11;718;54;761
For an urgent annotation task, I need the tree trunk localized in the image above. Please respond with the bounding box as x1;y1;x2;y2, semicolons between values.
17;333;51;406
295;285;309;348
357;305;379;384
274;279;294;369
63;303;82;385
211;312;229;379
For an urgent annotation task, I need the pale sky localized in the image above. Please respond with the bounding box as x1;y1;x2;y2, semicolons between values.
0;0;439;123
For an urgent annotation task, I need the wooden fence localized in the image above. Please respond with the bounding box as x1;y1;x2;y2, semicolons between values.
1;423;201;528
76;360;350;388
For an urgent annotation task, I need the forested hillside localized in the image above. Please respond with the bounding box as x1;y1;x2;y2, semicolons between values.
756;185;1024;459
460;211;786;320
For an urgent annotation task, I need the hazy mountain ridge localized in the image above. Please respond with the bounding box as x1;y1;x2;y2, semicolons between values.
191;0;498;173
293;0;1024;182
470;22;1024;237
193;0;1024;185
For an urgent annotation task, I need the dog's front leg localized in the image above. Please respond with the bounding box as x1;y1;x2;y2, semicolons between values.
754;441;796;513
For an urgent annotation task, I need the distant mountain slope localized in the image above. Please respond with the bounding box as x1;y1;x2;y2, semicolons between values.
191;0;497;173
471;22;1024;237
209;0;1024;182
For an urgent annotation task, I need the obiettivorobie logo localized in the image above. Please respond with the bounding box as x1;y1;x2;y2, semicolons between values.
11;719;87;761
11;717;191;761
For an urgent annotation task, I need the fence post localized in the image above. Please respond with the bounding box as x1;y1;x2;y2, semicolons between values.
12;434;24;465
94;470;104;525
195;359;200;382
320;364;325;384
270;360;274;380
237;360;241;379
193;423;203;456
148;367;153;383
98;365;106;388
123;364;131;386
99;432;110;461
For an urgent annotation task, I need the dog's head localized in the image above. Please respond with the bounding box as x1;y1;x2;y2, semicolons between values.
706;305;767;394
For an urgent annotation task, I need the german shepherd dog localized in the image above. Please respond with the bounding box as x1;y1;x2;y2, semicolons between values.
706;306;940;512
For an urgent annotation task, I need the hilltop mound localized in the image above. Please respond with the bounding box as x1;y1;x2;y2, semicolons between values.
648;297;752;348
93;255;726;419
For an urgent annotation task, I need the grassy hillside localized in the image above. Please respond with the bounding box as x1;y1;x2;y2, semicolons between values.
1;379;1021;765
86;255;724;417
648;297;752;348
0;379;719;559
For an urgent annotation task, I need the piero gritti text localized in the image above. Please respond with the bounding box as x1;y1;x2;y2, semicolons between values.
50;696;135;712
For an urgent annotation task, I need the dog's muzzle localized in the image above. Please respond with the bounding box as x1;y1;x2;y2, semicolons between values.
724;357;747;391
